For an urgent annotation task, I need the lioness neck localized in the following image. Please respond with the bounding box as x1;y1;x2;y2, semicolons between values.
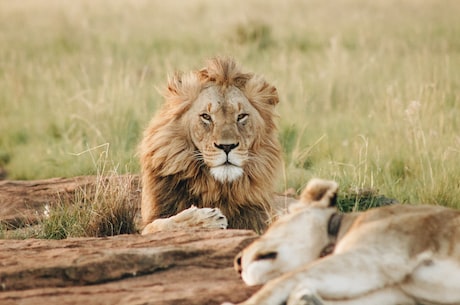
336;212;362;241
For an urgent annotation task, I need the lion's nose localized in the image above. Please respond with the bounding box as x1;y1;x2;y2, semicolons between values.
234;251;243;275
214;142;239;154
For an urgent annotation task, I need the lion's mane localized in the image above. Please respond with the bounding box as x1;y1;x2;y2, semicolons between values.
139;57;281;232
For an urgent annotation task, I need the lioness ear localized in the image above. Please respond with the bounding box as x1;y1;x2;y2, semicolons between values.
300;178;338;208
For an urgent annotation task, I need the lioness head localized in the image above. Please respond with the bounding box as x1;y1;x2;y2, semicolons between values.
235;178;339;286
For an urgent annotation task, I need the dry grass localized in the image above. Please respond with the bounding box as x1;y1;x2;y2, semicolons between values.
38;174;139;239
0;173;140;240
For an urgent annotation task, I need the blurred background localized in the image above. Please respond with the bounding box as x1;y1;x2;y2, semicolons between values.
1;0;460;207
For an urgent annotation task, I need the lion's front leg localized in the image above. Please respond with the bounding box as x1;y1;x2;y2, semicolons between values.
141;206;228;234
284;249;418;305
287;286;415;305
227;250;415;305
287;288;323;305
222;270;305;305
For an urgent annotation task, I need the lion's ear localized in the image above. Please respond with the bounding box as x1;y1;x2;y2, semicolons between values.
262;83;279;106
300;178;338;208
245;77;279;107
198;67;211;82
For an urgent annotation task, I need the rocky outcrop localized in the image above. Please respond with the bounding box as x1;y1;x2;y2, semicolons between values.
0;176;260;305
0;230;259;305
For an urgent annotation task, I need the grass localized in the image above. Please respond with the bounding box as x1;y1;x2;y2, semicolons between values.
1;0;460;237
1;172;139;240
39;174;139;239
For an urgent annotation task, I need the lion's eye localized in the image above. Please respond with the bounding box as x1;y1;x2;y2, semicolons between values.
200;113;212;123
237;113;248;123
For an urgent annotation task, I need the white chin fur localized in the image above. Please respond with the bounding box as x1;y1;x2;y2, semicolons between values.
210;165;243;183
242;262;272;286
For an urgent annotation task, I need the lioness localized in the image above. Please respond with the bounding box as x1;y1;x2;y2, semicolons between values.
139;57;290;235
229;178;460;305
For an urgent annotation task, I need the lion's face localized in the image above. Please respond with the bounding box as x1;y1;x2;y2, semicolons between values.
186;85;263;183
236;208;333;286
234;179;339;285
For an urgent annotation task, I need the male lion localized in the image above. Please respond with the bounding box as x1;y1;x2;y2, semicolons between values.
228;178;460;305
139;57;285;235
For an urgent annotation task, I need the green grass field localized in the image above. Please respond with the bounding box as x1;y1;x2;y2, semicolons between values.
1;0;460;208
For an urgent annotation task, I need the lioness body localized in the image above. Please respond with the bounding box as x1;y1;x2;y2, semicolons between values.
139;58;283;234
233;179;460;305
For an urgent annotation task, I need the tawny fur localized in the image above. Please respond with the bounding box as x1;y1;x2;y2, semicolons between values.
231;179;460;305
139;57;282;233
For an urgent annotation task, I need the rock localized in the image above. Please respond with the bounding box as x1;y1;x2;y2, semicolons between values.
0;176;261;304
0;230;259;305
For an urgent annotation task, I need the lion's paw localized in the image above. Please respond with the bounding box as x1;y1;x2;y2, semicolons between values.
176;206;228;229
141;206;228;234
287;287;324;305
168;205;228;229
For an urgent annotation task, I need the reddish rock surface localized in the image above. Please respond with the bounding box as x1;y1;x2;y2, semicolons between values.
0;177;260;305
0;230;259;305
